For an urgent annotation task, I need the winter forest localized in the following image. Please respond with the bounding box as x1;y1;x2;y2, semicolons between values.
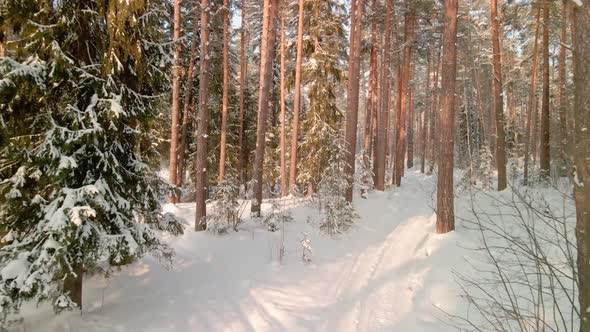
0;0;589;330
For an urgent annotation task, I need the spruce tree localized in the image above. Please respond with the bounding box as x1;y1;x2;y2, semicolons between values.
0;0;182;317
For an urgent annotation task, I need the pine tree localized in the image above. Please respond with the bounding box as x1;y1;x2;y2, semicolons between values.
0;0;183;316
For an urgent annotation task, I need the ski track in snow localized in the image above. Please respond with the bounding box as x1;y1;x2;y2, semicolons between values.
16;171;470;332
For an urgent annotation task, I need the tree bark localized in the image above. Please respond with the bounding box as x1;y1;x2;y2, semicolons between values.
420;50;431;174
344;0;364;202
524;7;541;185
169;0;182;203
251;0;278;215
407;63;415;169
279;13;287;197
428;45;441;175
195;0;211;230
218;0;230;183
374;0;392;191
572;2;590;330
238;0;248;188
436;0;459;234
394;9;415;186
490;0;507;191
288;0;305;195
558;0;568;175
540;0;551;179
177;5;200;190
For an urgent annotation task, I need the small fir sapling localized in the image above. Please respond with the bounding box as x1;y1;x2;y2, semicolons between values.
207;174;241;234
300;232;312;263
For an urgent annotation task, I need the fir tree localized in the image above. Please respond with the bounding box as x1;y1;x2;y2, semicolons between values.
0;0;182;318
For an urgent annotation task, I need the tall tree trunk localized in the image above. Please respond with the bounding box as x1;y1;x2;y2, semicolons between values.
374;0;392;191
420;49;431;174
428;45;441;175
238;0;248;189
177;6;200;190
169;0;182;203
490;0;507;191
436;0;459;234
558;0;568;175
218;0;230;183
251;0;278;215
238;0;248;186
344;0;364;202
407;64;415;169
572;2;590;330
195;0;211;230
540;0;551;179
394;9;415;186
524;7;541;185
288;0;305;195
279;14;287;197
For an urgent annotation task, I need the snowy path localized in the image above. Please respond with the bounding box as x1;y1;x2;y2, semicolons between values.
20;171;471;332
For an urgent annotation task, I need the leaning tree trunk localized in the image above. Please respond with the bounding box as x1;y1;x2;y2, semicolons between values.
436;0;459;234
218;0;230;183
344;0;364;202
177;5;200;190
524;7;541;185
490;0;507;191
540;0;551;179
288;0;305;195
251;0;278;216
572;2;590;331
169;0;182;203
195;0;211;230
374;0;392;191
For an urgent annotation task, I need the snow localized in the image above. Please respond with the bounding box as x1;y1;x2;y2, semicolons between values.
8;171;572;331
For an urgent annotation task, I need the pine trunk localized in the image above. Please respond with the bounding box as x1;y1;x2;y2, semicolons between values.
407;64;414;169
177;6;200;190
195;0;211;230
490;0;507;191
279;14;287;197
374;0;392;191
251;0;278;215
436;0;459;234
524;7;541;185
558;0;568;175
540;0;551;179
344;0;364;202
572;2;590;330
238;0;248;188
288;0;305;195
394;10;415;186
169;0;182;203
218;0;230;183
420;50;431;174
428;45;441;175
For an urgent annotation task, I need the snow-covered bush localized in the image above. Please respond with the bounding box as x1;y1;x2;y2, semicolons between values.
262;199;294;232
357;154;374;199
318;154;359;235
0;0;182;321
473;145;493;190
207;175;241;234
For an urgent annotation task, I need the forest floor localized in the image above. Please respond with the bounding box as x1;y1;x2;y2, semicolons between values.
15;169;574;331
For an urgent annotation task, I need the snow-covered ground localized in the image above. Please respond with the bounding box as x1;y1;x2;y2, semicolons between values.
15;170;573;331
